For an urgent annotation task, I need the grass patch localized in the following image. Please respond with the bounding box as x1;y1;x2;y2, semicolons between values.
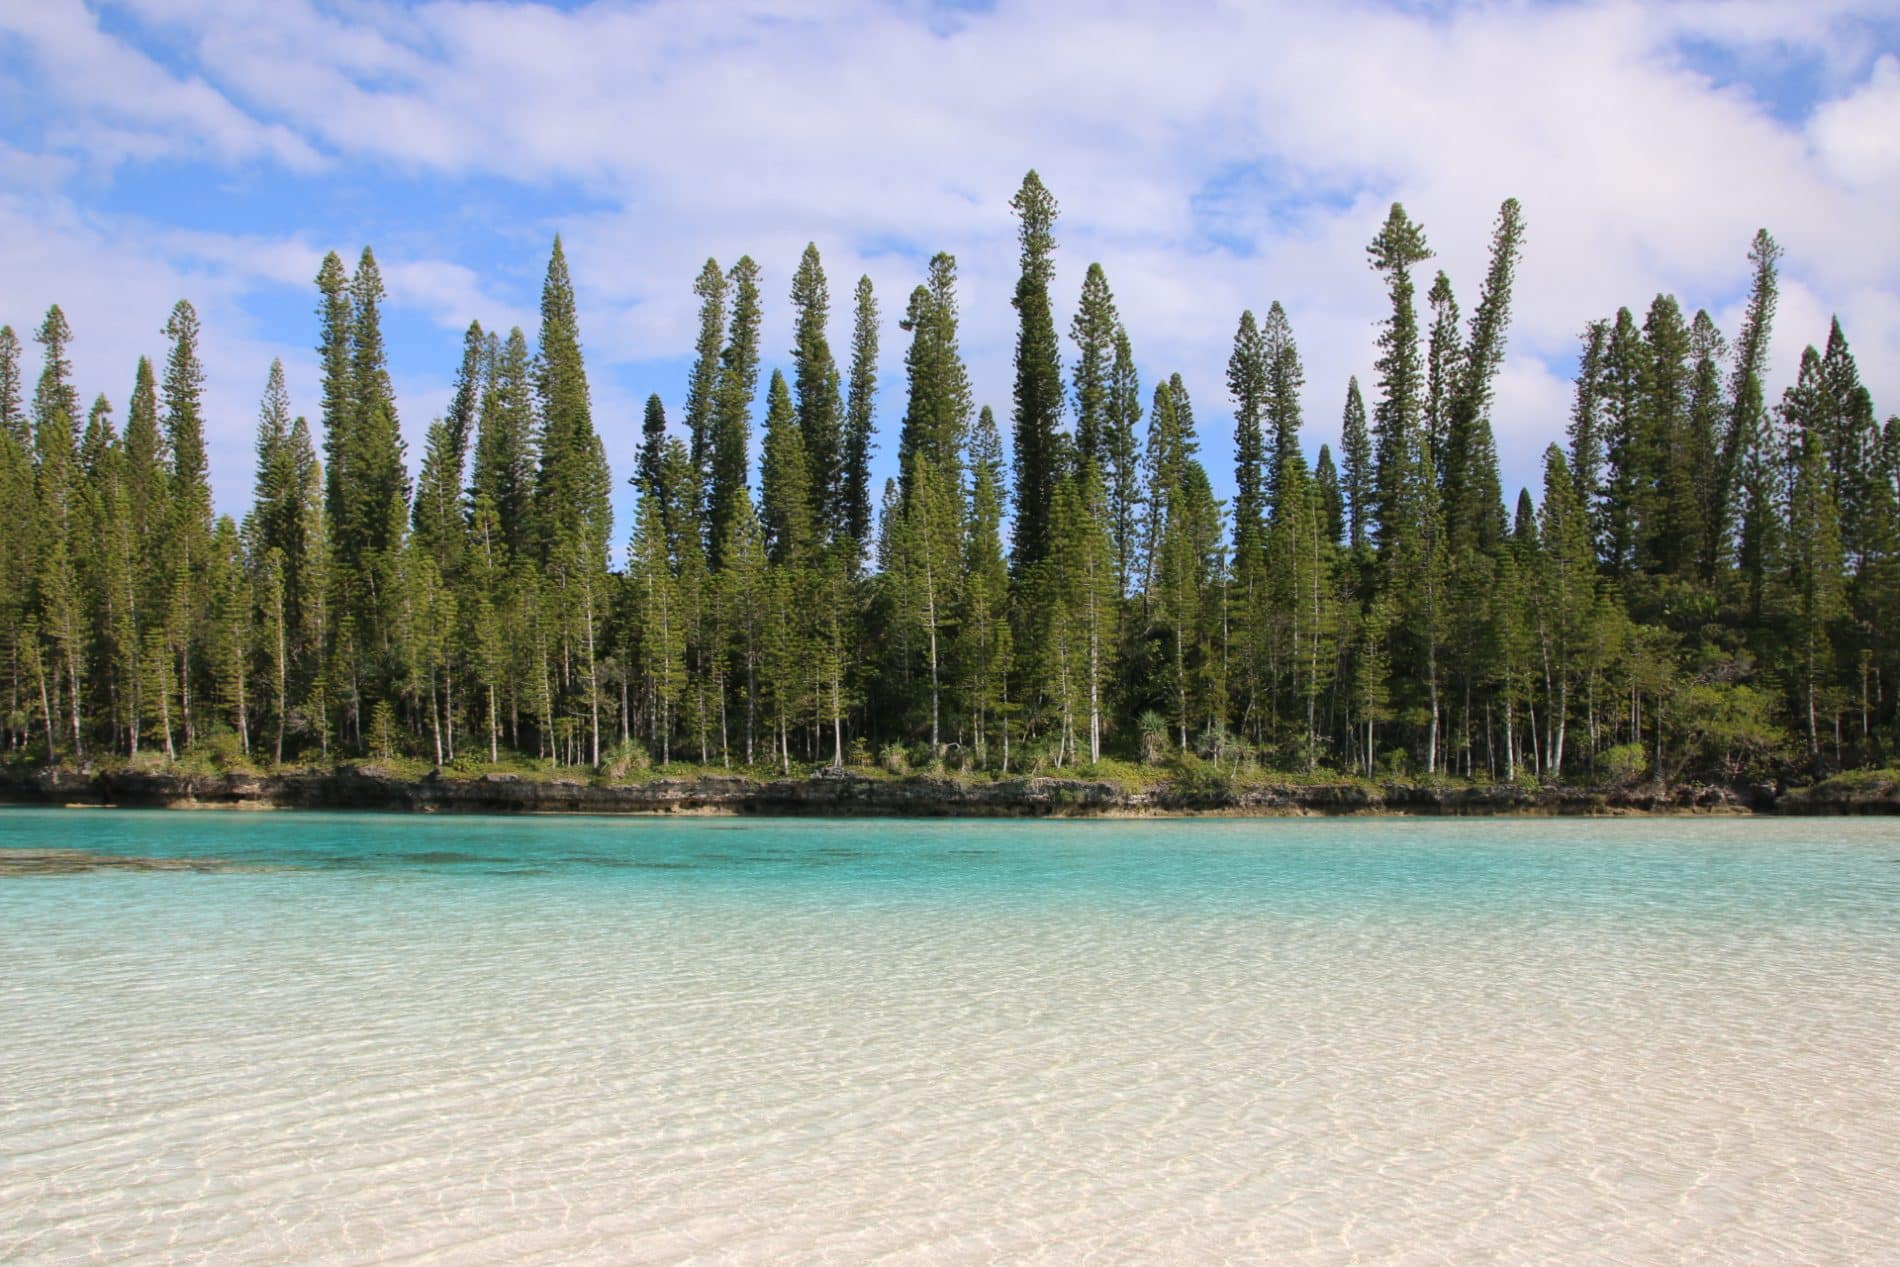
1797;767;1900;795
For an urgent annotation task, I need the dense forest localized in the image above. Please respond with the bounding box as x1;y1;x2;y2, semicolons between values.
3;172;1897;787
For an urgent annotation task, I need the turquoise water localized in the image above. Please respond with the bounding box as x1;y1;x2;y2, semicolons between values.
3;810;1898;1264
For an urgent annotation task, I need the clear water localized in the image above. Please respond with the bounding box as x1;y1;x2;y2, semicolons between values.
3;810;1897;1265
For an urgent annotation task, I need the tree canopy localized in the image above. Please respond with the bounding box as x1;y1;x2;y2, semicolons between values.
2;183;1894;790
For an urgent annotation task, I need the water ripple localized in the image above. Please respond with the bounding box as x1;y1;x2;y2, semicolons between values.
1;812;1897;1264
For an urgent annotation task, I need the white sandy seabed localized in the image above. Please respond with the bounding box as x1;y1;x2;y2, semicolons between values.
1;812;1897;1265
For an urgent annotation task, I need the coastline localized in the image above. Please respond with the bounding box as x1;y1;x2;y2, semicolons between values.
3;764;1895;817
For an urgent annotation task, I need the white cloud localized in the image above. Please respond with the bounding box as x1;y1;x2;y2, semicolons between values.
0;1;323;172
0;141;75;190
1809;54;1900;192
380;258;537;337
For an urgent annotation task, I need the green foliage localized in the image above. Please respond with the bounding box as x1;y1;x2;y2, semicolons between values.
369;699;399;761
1599;742;1648;787
790;243;844;537
709;256;761;569
1674;683;1787;779
597;738;652;782
897;253;972;491
1070;262;1119;466
1008;170;1064;571
2;179;1890;796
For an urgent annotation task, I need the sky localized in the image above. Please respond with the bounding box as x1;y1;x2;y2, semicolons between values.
2;0;1898;538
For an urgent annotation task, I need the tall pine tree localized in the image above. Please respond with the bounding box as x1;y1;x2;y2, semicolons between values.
1008;170;1064;571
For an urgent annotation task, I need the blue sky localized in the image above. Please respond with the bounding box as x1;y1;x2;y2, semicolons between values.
3;0;1898;538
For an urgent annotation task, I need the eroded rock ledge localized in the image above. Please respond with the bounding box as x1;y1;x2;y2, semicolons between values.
2;765;1876;816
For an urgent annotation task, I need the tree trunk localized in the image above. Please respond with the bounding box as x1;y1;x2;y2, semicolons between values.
274;618;287;765
1088;599;1102;765
584;587;601;768
234;653;248;757
488;684;500;764
36;653;56;758
179;643;194;748
1504;695;1516;782
65;647;84;757
925;572;941;761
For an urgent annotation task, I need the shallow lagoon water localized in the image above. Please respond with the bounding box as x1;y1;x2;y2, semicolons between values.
2;810;1898;1264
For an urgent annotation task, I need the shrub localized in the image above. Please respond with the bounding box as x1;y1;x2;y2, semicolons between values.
1136;711;1170;765
1599;742;1648;787
446;751;488;777
599;739;651;782
1017;738;1064;775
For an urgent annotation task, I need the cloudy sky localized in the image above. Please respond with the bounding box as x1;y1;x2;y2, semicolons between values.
3;0;1898;533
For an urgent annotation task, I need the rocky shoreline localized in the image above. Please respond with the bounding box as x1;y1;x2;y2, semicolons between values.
3;764;1892;816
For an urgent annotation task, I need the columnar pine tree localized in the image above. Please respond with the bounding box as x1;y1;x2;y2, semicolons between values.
1443;197;1522;555
1686;310;1728;580
1599;306;1648;575
160;300;215;749
629;487;683;763
1262;301;1305;515
1641;294;1697;577
842;275;880;550
1818;318;1877;565
715;481;767;763
1533;445;1596;774
316;252;353;540
636;393;667;509
412;322;482;573
1070;263;1120;466
471;328;537;562
1008;170;1064;571
0;325;24;441
339;248;409;722
684;259;727;528
1366;203;1432;550
1150;385;1220;753
1227;310;1267;565
1567;319;1609;542
1066;460;1117;762
891;428;962;760
251;364;309;650
709;256;761;567
1784;376;1844;758
1724;229;1783;616
1104;327;1144;594
205;516;249;752
1228;310;1270;737
1425;272;1461;472
897;254;973;493
1270;452;1337;766
533;236;613;765
1314;444;1345;546
249;364;292;523
790;243;844;537
958;405;1013;768
761;371;814;568
1339;377;1373;554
